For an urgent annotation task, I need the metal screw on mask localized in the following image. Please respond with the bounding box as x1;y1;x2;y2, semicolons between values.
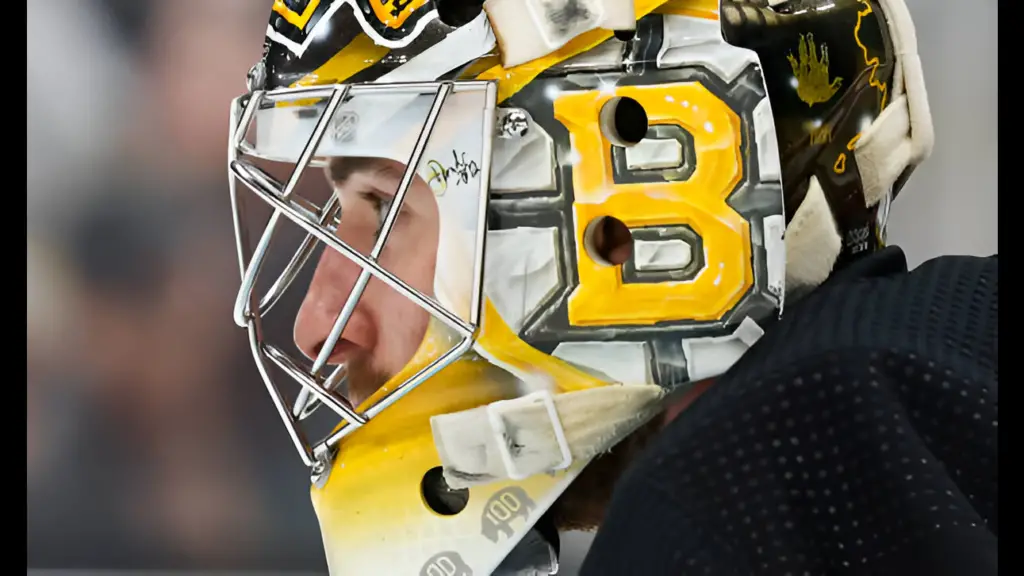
311;444;333;488
497;109;530;138
246;61;267;92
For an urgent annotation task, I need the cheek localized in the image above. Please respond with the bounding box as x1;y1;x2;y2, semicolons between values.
373;244;436;329
370;218;439;373
337;207;380;255
370;279;432;375
378;215;439;294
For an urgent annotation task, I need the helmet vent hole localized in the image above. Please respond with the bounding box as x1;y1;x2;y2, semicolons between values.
421;466;469;516
613;29;636;42
436;0;485;28
600;96;648;147
585;216;633;267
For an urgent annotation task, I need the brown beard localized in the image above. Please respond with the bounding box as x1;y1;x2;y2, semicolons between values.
548;413;666;531
344;354;391;408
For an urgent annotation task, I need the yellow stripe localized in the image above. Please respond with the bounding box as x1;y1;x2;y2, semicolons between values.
273;0;322;30
476;299;606;392
476;0;671;104
277;34;391;108
292;33;391;87
456;54;504;81
654;0;720;20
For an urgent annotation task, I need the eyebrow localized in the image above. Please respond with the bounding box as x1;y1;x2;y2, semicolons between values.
326;157;406;192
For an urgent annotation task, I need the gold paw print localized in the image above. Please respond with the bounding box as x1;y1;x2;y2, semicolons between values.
788;33;843;107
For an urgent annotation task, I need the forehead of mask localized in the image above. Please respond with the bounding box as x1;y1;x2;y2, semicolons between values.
253;88;491;323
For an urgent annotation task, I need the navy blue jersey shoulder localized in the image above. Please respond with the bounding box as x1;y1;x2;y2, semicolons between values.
581;247;998;576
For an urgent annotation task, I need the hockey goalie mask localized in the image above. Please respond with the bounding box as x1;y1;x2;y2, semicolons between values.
227;0;929;573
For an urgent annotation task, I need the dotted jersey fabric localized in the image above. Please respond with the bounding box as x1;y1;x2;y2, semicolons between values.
580;247;998;575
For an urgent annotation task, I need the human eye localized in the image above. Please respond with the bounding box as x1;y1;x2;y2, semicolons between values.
358;191;393;239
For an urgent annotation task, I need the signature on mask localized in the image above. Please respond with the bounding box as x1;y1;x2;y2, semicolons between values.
426;150;481;196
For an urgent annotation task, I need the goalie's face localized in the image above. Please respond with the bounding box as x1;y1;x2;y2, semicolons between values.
293;156;440;407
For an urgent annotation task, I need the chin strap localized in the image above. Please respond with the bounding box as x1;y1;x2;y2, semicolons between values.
431;384;665;489
431;316;767;489
484;0;637;68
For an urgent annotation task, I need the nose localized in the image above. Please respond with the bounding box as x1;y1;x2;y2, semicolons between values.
293;249;368;362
